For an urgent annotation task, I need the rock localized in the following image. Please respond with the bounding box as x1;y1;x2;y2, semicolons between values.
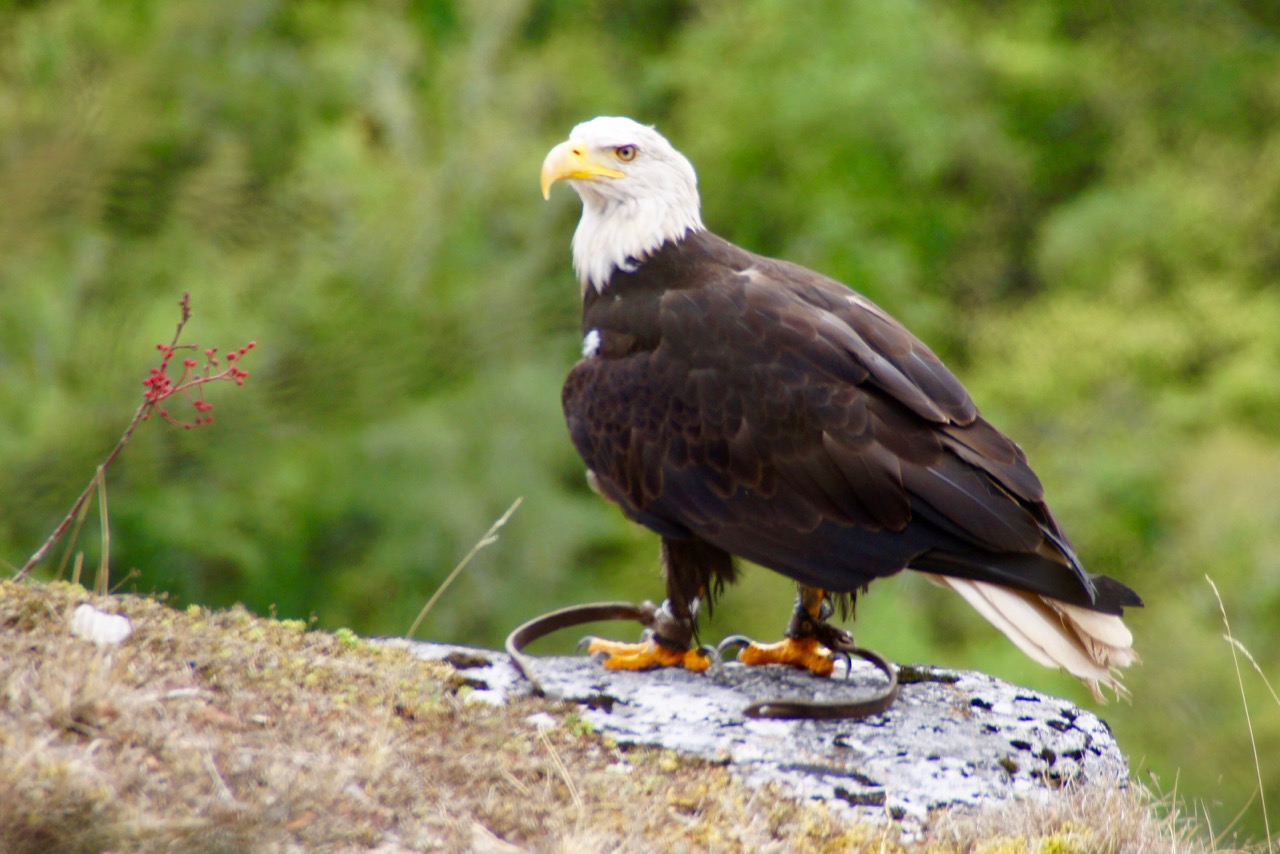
70;603;134;646
385;639;1129;825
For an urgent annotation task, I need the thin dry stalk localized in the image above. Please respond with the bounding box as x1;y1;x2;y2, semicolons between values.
404;497;523;639
95;466;110;595
56;472;97;580
538;728;584;818
1226;637;1280;708
1216;789;1260;851
70;551;84;588
1207;574;1273;853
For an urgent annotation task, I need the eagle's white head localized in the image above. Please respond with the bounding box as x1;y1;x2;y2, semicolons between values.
541;116;704;293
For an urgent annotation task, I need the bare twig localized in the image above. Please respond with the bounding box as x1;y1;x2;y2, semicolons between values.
17;405;159;581
14;302;191;581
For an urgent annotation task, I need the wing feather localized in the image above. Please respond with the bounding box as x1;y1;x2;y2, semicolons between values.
821;432;910;530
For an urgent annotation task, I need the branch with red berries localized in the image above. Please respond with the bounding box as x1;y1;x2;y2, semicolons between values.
13;293;254;585
144;340;254;428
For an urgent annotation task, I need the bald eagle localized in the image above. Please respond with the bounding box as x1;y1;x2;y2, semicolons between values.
542;116;1140;700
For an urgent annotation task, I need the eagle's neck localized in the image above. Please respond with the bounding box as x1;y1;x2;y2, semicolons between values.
571;190;704;295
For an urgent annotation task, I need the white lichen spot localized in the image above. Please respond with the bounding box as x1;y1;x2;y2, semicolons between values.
70;603;133;646
525;711;558;730
464;690;507;708
582;328;602;358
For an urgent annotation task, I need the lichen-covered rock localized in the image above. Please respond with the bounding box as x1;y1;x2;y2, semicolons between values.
391;639;1129;825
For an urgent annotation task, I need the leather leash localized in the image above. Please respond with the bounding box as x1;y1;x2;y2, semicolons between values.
505;602;898;721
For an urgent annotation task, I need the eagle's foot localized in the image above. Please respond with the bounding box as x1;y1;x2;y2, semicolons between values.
718;590;856;678
583;637;713;672
579;598;714;672
719;635;840;677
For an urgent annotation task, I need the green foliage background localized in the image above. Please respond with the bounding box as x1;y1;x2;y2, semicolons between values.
3;0;1278;840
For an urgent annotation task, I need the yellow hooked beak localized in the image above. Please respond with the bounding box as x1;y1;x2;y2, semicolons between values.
540;139;626;199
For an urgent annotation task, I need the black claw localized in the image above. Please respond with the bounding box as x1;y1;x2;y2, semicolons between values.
575;635;596;654
717;634;755;659
695;644;722;667
830;648;854;679
812;623;856;654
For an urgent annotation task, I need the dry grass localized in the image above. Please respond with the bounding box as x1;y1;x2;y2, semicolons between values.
0;579;1237;853
928;784;1222;854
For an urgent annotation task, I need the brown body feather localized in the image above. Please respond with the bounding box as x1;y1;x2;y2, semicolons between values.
563;230;1142;698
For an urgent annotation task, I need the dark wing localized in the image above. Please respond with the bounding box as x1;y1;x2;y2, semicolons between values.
564;236;1139;614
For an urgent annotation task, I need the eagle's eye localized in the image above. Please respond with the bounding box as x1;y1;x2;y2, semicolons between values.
614;144;638;162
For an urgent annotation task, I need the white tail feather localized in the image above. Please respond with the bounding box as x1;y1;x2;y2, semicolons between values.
931;575;1061;670
922;574;1138;701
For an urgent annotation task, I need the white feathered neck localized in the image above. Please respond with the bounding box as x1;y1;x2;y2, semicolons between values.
566;117;705;293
